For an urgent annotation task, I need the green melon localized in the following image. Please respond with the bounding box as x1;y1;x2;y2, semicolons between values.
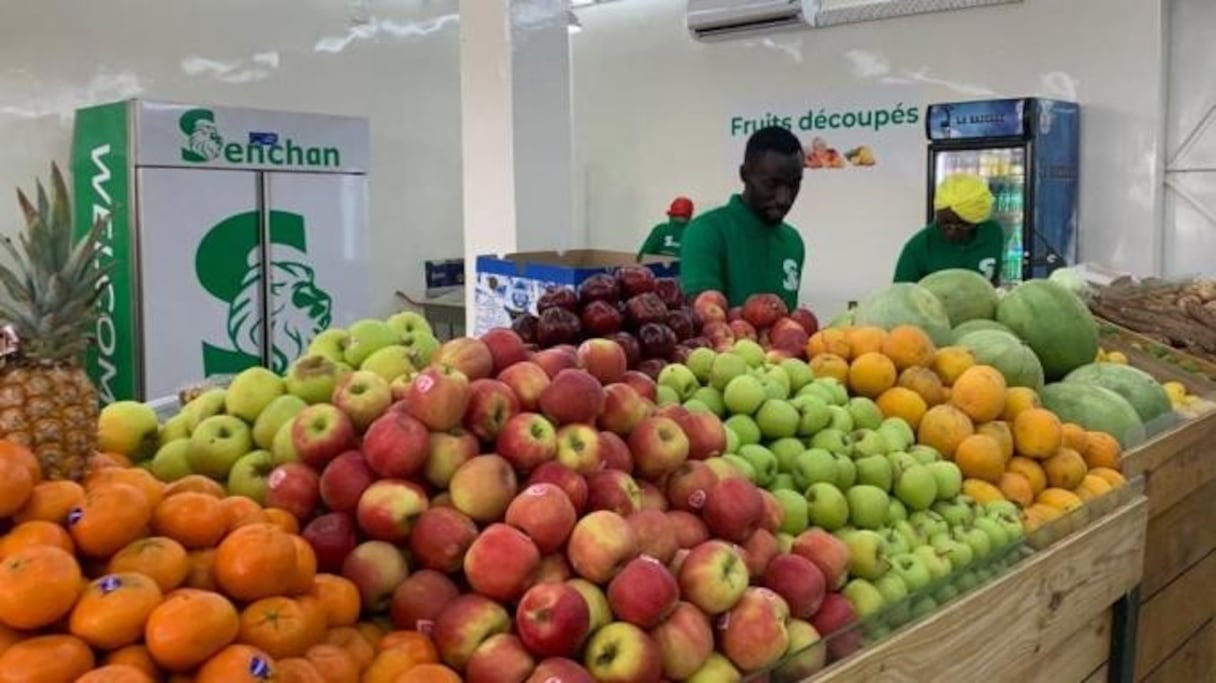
853;283;952;347
956;329;1045;390
1040;383;1147;448
1063;362;1172;424
996;280;1099;381
919;269;999;326
951;319;1013;344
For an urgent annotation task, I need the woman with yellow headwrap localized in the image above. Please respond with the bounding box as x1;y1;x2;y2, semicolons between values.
893;173;1005;284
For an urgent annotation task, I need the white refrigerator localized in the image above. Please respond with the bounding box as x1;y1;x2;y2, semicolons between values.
72;99;371;404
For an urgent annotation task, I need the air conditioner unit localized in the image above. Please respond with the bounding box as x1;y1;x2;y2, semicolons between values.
687;0;817;41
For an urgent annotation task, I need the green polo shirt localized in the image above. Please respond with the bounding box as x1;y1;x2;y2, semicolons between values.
893;219;1005;284
638;219;686;259
679;195;805;310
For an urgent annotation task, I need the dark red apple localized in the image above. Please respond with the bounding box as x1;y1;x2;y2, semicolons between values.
638;323;677;360
741;293;789;329
537;287;578;313
626;293;669;327
578;273;620;306
654;278;684;309
791;307;819;335
512;314;539;344
609;332;641;368
636;358;667;380
537;307;582;348
665;310;697;341
616;265;657;298
581;300;624;337
301;512;358;573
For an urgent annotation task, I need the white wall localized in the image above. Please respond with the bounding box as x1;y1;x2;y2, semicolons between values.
572;0;1166;316
0;0;463;317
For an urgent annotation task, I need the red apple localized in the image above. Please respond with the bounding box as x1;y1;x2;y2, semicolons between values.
425;428;479;489
791;529;850;591
266;463;320;522
674;412;727;461
702;322;735;351
409;506;479;573
566;510;639;584
433;594;512;670
741;529;780;578
810;593;862;662
597;431;634;473
301;511;358;573
763;554;827;619
450;455;518;524
791;307;820;335
728;319;758;342
555;424;602;475
577;339;628;386
741;293;789;330
355;479;428;543
341;540;410;613
498;361;550;411
333;370;393;432
616;266;657;298
702;477;764;543
531;553;574;586
583;622;662;683
637;324;677;360
655;403;691;424
578;273;620;305
621;370;657;402
607;555;679;629
627;293;669;328
693;290;728;312
433;337;494;380
527;463;589;514
516;582;592;658
533;346;579;379
537;308;583;348
610;333;642;369
635;358;667;380
466;633;536;683
665;461;718;512
318;451;375;514
771;325;810;356
539;369;605;426
526;658;594;683
390;569;461;632
362;410;430;479
537;286;578;313
292;403;357;469
464;378;521;443
677;541;749;615
506;483;578;554
727;306;743;322
638;481;668;512
626;510;679;566
665;310;697;342
464;523;541;603
718;587;791;673
759;490;784;534
667;510;711;549
581;300;625;337
405;365;471;432
481;327;529;374
649;601;714;680
586;470;642;516
628;416;690;482
497;413;558;473
599;383;649;436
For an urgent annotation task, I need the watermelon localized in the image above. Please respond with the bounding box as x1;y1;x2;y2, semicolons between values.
996;280;1099;380
919;269;999;326
957;329;1045;390
951;319;1012;343
1040;383;1147;448
853;283;952;346
1063;362;1172;423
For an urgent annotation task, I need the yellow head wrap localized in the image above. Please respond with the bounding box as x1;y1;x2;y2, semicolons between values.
934;174;994;224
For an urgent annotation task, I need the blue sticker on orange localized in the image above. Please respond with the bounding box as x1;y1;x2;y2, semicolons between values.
250;655;273;679
98;575;122;594
67;507;83;526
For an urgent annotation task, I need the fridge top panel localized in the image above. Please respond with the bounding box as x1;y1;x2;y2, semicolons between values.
927;98;1030;141
130;99;370;173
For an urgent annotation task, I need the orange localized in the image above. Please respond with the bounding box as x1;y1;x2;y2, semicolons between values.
806;328;850;359
163;475;226;499
362;649;421;683
325;627;375;672
1088;467;1127;488
844;326;888;357
145;589;240;672
185;548;219;591
68;482;152;558
108;537;190;593
13;479;84;524
0;456;34;517
356;622;387;648
931;346;976;386
917;404;975;459
949;365;1007;423
1021;503;1063;533
152;493;228;550
0;520;74;557
0;441;40;485
0;634;94;683
1083;432;1122;470
103;644;161;679
288;535;319;597
0;544;82;630
1043;448;1087;490
265;508;301;535
215;524;298;602
954;434;1005;484
70;572;164;650
847;352;898;399
377;631;439;657
961;478;1005;505
976;421;1014;463
1060;423;1090;455
808;354;849;384
221;496;270;531
876;387;928;429
195;644;277;683
239;597;321;659
1076;474;1114;502
1037;487;1084;513
309;575;361;628
998;472;1035;508
277;658;326;683
296;597;330;646
306;643;359;683
898;366;947;406
86;467;164;509
1012;408;1063;459
1007;457;1048;497
395;664;463;683
75;665;156;683
1001;387;1041;422
0;624;22;656
881;325;936;371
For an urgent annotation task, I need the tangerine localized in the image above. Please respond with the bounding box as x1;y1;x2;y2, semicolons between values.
70;572;164;650
214;524;298;602
195;644;277;683
144;589;240;672
0;544;82;630
239;597;321;659
152;492;227;549
0;634;94;683
13;480;84;525
0;520;74;557
68;482;152;558
108;537;190;593
309;574;361;628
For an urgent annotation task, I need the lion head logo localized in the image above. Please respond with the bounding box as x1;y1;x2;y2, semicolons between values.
180;108;224;163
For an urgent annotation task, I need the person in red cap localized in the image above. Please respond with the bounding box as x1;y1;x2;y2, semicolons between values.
637;197;695;259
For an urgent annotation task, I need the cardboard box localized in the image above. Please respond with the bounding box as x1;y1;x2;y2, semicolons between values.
472;250;678;335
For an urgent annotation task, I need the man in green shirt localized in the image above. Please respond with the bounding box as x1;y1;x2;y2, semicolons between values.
680;127;806;310
638;197;694;259
894;173;1004;284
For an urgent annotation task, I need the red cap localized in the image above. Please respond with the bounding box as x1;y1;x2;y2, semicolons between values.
667;197;694;219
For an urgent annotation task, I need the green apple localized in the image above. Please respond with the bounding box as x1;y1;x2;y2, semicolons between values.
894;465;939;512
792;448;837;490
738;445;778;486
779;358;814;393
691;386;726;416
771;473;797;492
686;653;741;683
855;455;893;492
704;457;742;481
987;508;1026;544
400;330;440;368
810;428;852;456
934;584;961;605
879;527;911;556
846;485;890;530
910;595;938;620
225;367;284;423
271;419;300;465
181;388;227;432
722;455;758;483
810;377;848;405
770;437;805;473
887;451;919;476
914;544;953;581
826;405;854;432
723;415;761;446
774;489;809;535
931;500;974;528
307;328;351;363
887;498;908;524
890;552;932;591
851;429;888;458
953;525;993;560
805;482;849;531
227;449;275;504
732;339;766;367
656;385;680;407
983;500;1021;520
723;375;766;416
386;310;433;339
833;454;858;490
791;395;831;437
892;520;926;549
973;517;1011;549
926;461;963;500
97;401;160;460
158;414;190;447
842;529;890;580
842;578;885;618
683;399;712;414
909;510;949;539
756;399;799;440
930;534;974;571
188;415;253;480
879;417;915;451
847;397;884;430
360;345;417;383
761;367;791;400
659;363;700;401
252;394;307;450
344;319;397;367
875;573;911;626
686;348;717;382
150;438;194;482
285;355;350;404
953;570;980;594
709;352;749;392
909;444;943;464
724;426;741;454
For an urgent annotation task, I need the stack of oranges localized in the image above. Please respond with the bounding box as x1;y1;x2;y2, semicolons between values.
807;325;1128;533
0;442;458;683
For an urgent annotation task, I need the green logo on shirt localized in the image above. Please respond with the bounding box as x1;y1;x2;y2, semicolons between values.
782;259;799;292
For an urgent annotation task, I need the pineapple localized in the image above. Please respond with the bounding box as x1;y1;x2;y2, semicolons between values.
0;164;108;480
